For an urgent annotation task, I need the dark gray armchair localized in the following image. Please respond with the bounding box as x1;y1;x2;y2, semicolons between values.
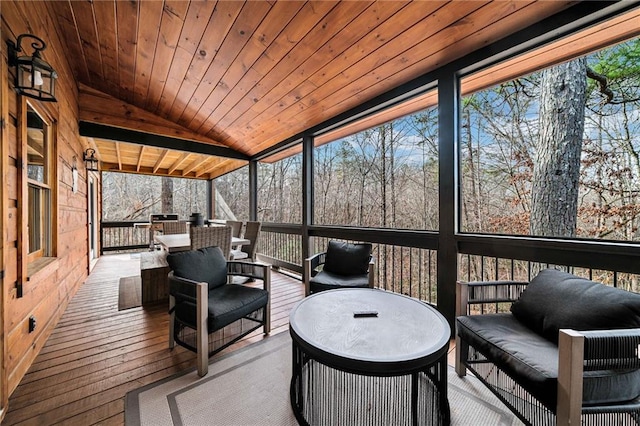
305;241;375;296
167;246;271;377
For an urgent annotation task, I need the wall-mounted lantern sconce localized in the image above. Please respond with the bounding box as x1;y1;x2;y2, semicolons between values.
7;34;58;102
83;148;99;171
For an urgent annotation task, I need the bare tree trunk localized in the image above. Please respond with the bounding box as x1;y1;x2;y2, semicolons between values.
530;58;587;237
161;176;174;213
388;123;396;228
463;110;482;232
381;125;388;227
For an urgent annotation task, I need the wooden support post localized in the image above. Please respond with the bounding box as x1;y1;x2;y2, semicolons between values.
455;281;468;376
557;329;584;426
196;282;208;377
263;264;271;334
168;294;175;349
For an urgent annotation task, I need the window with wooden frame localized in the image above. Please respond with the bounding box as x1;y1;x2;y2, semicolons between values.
21;102;57;274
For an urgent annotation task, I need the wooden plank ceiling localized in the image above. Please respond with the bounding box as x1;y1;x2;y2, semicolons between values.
49;0;578;179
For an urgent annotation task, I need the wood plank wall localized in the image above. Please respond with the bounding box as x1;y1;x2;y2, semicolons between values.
1;1;92;417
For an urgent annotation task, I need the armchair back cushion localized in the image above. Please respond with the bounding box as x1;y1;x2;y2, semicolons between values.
167;246;227;291
510;268;640;343
323;241;372;276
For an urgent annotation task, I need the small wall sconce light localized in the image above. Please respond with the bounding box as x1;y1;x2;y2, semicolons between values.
83;148;99;171
72;156;79;194
7;34;58;102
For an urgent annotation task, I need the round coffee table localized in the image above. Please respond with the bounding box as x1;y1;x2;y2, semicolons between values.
289;288;451;426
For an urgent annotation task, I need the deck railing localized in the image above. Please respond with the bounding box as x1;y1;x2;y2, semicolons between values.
100;221;639;308
459;254;640;291
258;224;440;305
257;223;303;274
100;221;149;254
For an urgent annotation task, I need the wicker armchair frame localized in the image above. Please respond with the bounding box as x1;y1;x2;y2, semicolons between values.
168;260;271;377
226;220;243;238
162;220;188;235
455;280;640;426
189;225;232;258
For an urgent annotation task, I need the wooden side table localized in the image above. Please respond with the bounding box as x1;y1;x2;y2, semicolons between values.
140;251;169;304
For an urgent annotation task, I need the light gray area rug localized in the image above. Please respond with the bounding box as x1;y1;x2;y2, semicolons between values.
126;332;522;425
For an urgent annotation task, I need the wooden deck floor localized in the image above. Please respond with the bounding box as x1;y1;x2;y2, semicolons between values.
3;253;305;425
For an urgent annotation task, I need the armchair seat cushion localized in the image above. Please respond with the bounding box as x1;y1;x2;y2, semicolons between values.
230;249;248;260
175;284;268;331
309;270;370;293
457;313;640;409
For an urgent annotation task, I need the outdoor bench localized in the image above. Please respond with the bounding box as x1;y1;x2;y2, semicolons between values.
455;268;640;425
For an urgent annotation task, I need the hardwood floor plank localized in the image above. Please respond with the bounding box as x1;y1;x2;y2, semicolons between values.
10;337;189;401
15;338;170;388
3;253;304;425
73;399;124;426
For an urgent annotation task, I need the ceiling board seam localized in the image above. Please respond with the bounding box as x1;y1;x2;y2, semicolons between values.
63;1;91;85
154;0;219;118
185;2;304;140
180;1;276;131
165;1;245;124
132;0;164;105
89;2;106;85
200;0;345;139
145;0;191;113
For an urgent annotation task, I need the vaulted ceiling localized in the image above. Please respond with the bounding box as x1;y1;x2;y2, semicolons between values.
49;1;585;178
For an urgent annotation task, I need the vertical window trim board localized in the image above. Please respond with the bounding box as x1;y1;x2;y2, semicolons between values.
17;98;28;293
18;98;58;291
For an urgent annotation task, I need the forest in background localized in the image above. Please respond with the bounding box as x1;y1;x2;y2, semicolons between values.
102;173;207;221
101;37;640;295
461;37;640;241
217;36;640;243
106;37;639;244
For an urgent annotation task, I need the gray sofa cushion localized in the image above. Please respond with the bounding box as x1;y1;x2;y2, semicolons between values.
510;269;640;343
309;270;370;293
323;241;372;276
457;313;640;409
167;246;227;291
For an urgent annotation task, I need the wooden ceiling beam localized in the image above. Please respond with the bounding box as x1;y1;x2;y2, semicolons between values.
79;121;249;160
115;142;122;170
100;162;201;179
168;153;191;175
153;149;170;173
206;159;249;180
182;155;211;176
196;158;224;178
136;146;145;172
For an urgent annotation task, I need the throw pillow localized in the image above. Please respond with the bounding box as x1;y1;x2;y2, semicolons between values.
323;241;372;276
511;268;640;343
